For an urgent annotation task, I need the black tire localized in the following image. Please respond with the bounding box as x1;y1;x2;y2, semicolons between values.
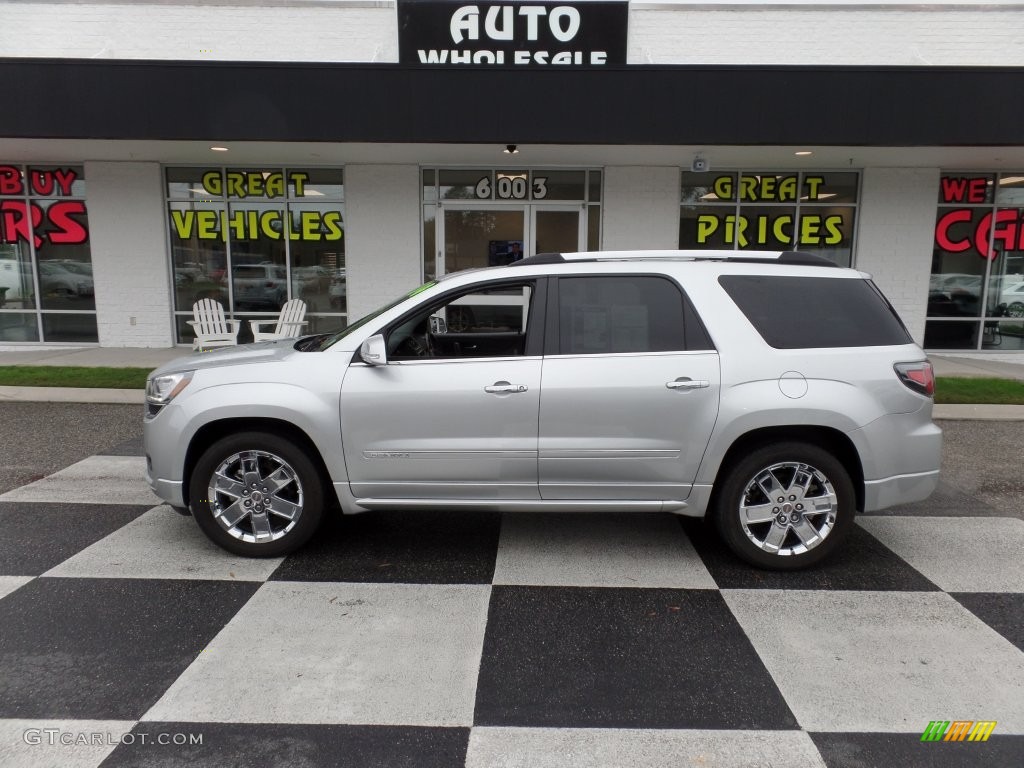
189;431;324;557
713;441;855;570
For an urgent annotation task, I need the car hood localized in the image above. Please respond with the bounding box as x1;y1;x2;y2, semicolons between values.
149;339;299;378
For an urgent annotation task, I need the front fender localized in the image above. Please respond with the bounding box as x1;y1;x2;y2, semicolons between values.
151;381;346;486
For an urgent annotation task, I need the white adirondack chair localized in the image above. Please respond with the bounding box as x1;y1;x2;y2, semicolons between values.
187;298;241;351
249;298;308;342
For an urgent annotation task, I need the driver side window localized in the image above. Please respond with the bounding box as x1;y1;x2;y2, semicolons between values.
388;282;535;360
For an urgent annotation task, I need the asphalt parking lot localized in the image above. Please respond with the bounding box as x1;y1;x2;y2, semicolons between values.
0;403;1021;768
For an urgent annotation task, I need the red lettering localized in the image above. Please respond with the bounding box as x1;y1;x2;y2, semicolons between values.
46;201;89;244
54;169;77;196
0;201;32;245
967;178;987;204
30;170;54;196
935;209;973;252
982;209;1020;259
0;166;23;195
940;176;991;204
940;177;969;203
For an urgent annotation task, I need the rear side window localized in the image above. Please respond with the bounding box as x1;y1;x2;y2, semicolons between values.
719;275;912;348
557;275;711;354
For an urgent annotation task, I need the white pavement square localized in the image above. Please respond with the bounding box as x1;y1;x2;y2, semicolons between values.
492;513;716;588
0;719;135;768
143;582;491;727
465;727;828;768
44;507;283;582
858;516;1024;593
0;456;161;506
723;589;1024;734
0;577;33;602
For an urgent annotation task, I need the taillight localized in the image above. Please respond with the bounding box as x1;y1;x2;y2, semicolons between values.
894;361;935;397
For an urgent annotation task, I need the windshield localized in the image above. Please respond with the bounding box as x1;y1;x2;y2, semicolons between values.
312;281;438;351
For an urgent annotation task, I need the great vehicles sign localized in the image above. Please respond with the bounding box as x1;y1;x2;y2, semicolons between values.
397;1;628;68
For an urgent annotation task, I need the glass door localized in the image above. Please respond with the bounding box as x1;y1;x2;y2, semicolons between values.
438;204;525;277
533;205;586;255
437;203;586;278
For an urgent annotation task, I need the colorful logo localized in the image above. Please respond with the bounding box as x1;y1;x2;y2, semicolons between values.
921;721;997;742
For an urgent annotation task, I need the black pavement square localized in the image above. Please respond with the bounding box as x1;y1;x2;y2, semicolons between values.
0;502;152;575
0;577;259;719
473;585;798;729
101;723;469;768
952;592;1024;652
270;509;500;584
679;517;940;591
811;731;1024;768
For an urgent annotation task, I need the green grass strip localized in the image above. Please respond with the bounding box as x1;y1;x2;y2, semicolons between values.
0;367;1021;404
0;366;151;389
935;376;1024;405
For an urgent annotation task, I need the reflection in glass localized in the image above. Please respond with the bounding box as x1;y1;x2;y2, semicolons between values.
27;166;86;197
423;205;437;283
439;170;487;201
41;312;98;342
0;242;36;310
288;202;345;315
929;206;988;319
923;320;980;349
801;172;858;204
443;209;524;273
587;205;601;250
287;168;344;199
34;197;95;311
682;172;733;203
680;205;732;249
535;170;585;201
535;210;579;254
0;312;39;342
168;202;228;310
996;174;1024;206
588;170;602;203
795;206;855;266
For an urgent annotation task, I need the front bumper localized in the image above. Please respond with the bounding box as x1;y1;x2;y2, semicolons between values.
144;454;186;507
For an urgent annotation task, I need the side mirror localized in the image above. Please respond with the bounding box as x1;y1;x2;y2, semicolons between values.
360;334;387;366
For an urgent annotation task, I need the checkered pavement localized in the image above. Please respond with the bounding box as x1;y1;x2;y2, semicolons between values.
0;439;1022;768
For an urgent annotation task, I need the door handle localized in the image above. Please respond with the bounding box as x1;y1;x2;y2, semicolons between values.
485;380;528;394
666;377;709;390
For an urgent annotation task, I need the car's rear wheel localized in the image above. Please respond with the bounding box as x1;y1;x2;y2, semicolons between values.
189;431;323;557
713;442;855;570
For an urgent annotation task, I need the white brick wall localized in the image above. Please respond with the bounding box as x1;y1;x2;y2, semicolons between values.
342;164;422;321
85;161;175;347
3;1;1019;66
629;6;1024;66
602;167;681;250
854;167;940;345
0;1;398;62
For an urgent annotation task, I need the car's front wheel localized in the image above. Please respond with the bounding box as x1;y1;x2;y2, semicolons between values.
189;431;324;557
713;442;855;570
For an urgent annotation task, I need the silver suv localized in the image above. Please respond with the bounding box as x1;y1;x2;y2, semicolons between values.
145;250;941;570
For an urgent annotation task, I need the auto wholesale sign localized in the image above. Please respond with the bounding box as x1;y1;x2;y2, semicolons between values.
398;1;628;68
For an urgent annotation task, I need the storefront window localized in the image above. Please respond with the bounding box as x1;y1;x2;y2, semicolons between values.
0;164;96;342
679;170;859;266
422;168;601;281
166;167;345;344
926;172;1024;350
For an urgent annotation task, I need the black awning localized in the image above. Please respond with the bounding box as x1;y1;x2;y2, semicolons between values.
2;58;1021;146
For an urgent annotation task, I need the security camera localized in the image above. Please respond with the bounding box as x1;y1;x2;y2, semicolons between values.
691;157;709;173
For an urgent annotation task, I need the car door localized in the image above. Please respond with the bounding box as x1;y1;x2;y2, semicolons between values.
538;274;720;502
340;279;544;501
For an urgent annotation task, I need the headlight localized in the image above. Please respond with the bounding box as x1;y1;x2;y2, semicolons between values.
146;371;194;406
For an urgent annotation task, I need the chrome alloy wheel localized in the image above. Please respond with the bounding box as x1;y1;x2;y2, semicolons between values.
738;461;838;557
207;449;304;544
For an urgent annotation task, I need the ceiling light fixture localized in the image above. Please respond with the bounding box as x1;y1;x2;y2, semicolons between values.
794;150;813;157
504;144;519;154
210;146;229;152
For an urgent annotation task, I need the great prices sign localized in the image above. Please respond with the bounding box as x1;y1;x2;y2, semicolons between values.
934;175;1021;259
693;174;850;248
0;166;89;248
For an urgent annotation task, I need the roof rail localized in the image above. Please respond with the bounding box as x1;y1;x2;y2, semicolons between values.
510;250;839;268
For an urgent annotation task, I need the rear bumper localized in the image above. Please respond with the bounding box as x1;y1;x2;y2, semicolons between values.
863;469;940;511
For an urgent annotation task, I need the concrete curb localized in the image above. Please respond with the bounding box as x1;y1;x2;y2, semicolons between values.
933;404;1024;421
0;385;144;404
